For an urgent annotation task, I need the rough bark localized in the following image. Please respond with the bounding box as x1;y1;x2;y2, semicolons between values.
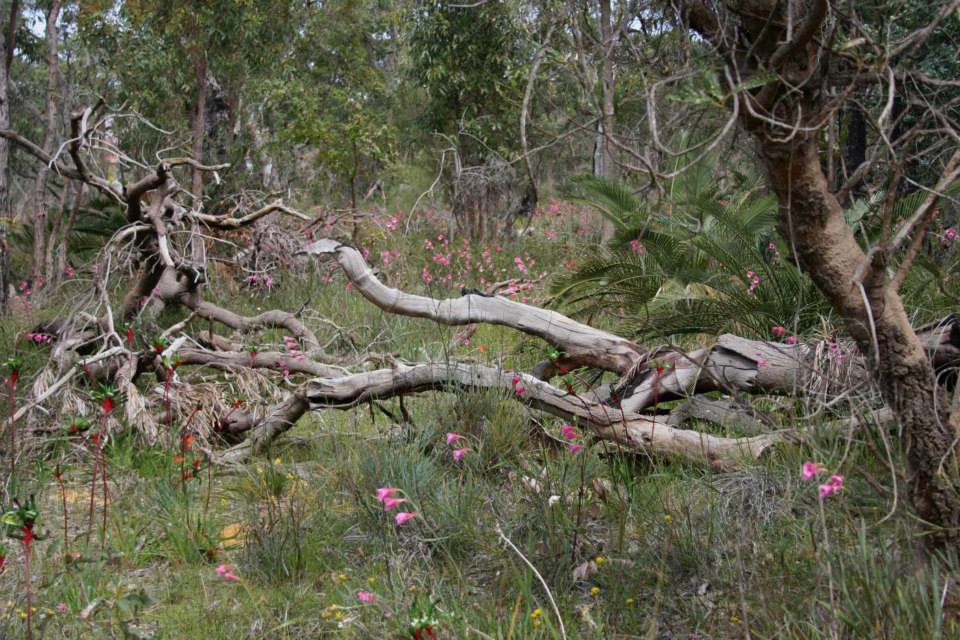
30;0;61;284
680;0;960;549
0;0;14;313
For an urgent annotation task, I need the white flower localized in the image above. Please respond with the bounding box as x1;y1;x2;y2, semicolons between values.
548;495;561;507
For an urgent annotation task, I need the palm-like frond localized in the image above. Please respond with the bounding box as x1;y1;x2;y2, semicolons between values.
553;164;827;340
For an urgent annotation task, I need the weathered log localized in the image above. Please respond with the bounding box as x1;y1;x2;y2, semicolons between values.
303;238;645;374
218;362;781;466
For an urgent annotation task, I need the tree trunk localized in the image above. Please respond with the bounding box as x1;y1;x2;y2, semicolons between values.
843;105;866;191
595;0;616;241
754;128;960;549
0;0;16;313
31;0;62;288
55;182;82;281
191;53;207;201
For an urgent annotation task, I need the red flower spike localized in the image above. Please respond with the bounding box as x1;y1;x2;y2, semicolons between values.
126;327;135;346
101;397;114;414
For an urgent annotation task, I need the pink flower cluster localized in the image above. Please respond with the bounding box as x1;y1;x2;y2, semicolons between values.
282;335;306;361
767;241;781;263
771;326;797;345
511;374;526;397
64;265;75;278
26;332;52;345
376;487;417;525
215;564;240;581
446;432;470;461
560;424;584;454
746;271;761;293
943;227;958;246
629;239;645;256
245;273;274;290
801;461;844;498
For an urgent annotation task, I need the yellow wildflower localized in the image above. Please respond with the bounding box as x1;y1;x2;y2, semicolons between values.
595;555;606;566
530;607;542;619
590;586;600;597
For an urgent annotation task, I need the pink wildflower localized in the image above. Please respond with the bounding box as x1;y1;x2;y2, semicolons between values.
786;335;797;345
452;448;470;461
560;425;577;440
629;239;645;256
357;591;376;603
746;271;761;293
756;355;769;367
768;241;781;263
944;227;958;246
801;461;825;480
446;432;464;445
383;497;407;511
215;564;240;581
818;474;844;498
771;326;786;338
421;268;433;285
376;487;401;502
56;603;68;613
568;443;585;454
514;256;527;273
395;511;417;526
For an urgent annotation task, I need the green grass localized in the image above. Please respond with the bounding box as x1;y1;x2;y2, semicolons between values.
0;201;956;639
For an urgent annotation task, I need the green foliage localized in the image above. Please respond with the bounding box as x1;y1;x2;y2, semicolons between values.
409;0;527;160
554;163;827;340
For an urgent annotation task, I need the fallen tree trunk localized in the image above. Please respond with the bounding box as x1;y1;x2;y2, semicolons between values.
219;362;782;465
212;241;958;466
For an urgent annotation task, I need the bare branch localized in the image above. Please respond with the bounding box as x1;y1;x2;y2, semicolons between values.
303;238;645;374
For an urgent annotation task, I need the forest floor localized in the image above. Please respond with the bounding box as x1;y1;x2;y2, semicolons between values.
0;199;952;639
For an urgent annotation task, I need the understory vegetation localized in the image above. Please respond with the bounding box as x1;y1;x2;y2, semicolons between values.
0;197;954;639
0;1;959;639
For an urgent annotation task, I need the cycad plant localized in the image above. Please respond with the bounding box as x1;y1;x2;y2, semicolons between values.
553;163;827;341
